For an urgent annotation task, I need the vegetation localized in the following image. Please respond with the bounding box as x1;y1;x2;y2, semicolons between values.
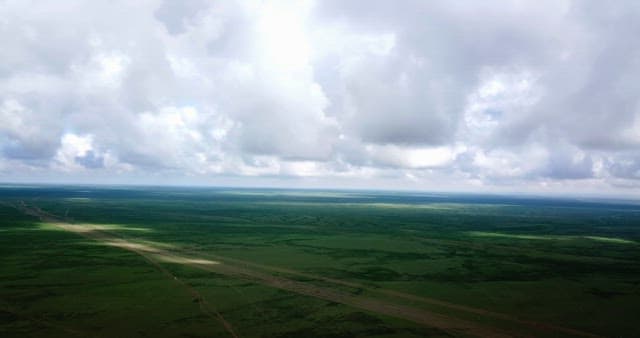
1;185;639;337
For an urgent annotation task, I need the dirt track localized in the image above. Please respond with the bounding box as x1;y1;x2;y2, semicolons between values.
15;202;602;338
184;249;602;338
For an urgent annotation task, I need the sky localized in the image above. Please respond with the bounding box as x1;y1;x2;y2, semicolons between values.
1;0;640;196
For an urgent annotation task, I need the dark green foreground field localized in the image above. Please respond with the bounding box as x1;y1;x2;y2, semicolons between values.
1;186;639;337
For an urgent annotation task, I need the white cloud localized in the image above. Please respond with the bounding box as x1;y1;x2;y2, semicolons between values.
72;50;131;89
1;0;640;196
366;145;457;169
53;133;97;171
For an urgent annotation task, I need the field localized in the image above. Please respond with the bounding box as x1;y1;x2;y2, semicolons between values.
1;185;639;337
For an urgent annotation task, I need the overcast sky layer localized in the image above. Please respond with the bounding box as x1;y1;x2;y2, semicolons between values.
1;0;640;196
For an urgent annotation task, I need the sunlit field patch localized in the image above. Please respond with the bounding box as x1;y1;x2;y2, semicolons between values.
466;231;569;241
65;197;92;202
467;231;638;245
39;222;152;233
219;190;368;199
584;236;637;245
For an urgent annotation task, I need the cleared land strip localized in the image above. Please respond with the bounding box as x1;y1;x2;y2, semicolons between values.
14;202;239;338
15;202;599;338
100;237;240;338
175;246;602;338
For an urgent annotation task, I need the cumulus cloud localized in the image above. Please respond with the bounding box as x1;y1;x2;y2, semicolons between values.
0;0;639;195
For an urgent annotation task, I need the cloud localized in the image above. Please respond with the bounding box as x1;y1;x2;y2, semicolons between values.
54;133;100;171
0;0;639;195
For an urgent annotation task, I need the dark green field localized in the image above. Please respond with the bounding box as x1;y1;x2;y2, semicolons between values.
1;186;639;337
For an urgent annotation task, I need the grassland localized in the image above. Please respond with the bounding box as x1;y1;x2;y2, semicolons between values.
1;186;639;337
